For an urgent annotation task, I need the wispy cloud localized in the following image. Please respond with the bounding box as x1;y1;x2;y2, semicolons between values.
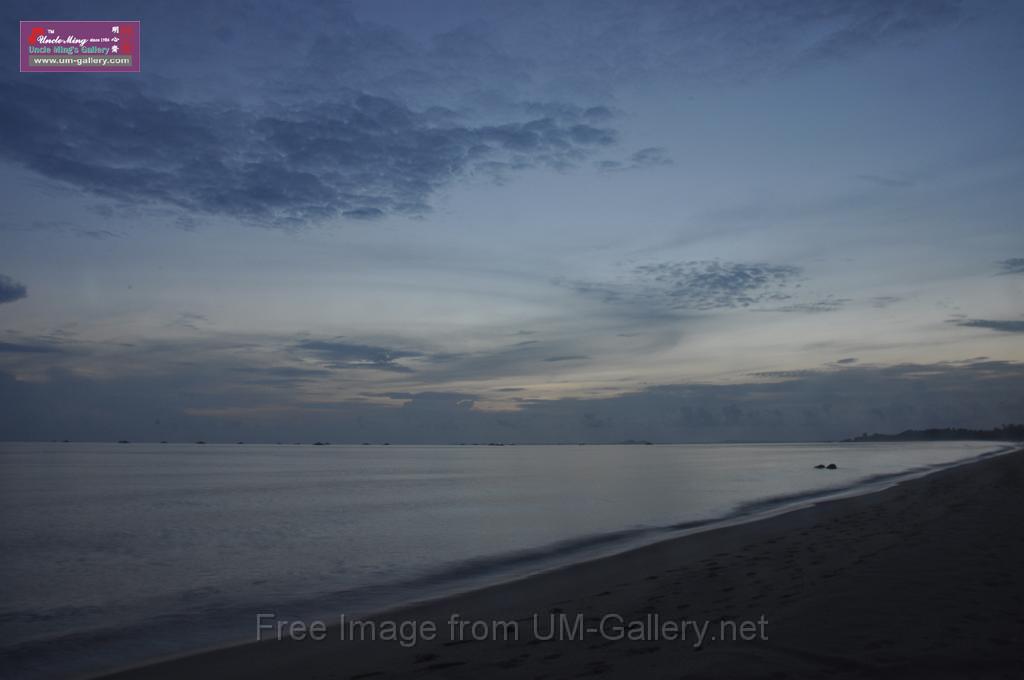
949;318;1024;333
869;296;901;308
74;229;122;240
0;274;27;304
597;146;672;172
168;312;212;331
235;365;334;386
773;296;851;314
293;339;424;372
997;258;1024;275
0;340;61;353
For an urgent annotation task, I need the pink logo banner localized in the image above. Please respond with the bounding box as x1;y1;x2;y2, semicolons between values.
20;20;140;72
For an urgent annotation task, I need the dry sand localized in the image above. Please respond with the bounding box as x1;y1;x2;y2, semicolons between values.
99;446;1024;680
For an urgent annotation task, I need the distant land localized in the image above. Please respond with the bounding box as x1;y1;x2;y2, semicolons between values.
845;424;1024;443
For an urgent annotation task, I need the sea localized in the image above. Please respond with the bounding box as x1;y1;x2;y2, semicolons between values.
0;440;1012;678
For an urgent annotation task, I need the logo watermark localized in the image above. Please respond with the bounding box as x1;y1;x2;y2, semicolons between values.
256;612;769;649
20;21;140;73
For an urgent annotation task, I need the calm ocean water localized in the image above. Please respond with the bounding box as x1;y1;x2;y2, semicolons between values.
0;441;1010;678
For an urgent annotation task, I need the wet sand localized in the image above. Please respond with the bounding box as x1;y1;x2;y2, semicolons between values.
99;446;1024;680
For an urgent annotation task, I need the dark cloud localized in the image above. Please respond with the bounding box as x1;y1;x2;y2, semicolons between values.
836;357;859;365
235;366;334;386
0;274;27;304
749;370;817;379
0;341;60;354
632;260;800;310
565;260;801;312
294;339;424;372
3;358;1020;443
870;296;901;308
0;0;967;231
583;106;614;121
630;147;672;167
380;391;476;405
258;366;333;378
997;258;1024;275
74;229;122;240
773;297;851;313
168;312;211;331
0;0;962;232
342;208;385;220
597;146;672;172
949;319;1024;333
398;337;629;385
0;82;616;226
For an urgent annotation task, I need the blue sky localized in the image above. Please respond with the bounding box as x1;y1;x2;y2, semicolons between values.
1;0;1022;442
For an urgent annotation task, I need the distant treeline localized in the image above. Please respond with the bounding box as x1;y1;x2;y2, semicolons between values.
845;424;1024;442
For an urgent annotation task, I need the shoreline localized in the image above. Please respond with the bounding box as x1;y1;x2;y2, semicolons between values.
96;444;1024;679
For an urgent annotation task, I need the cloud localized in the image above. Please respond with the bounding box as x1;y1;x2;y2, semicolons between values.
835;357;859;365
384;334;636;385
773;296;851;313
632;260;802;309
949;319;1024;333
565;260;801;312
0;274;27;304
0;82;616;227
379;391;476;406
630;147;673;168
235;365;335;386
869;296;901;308
0;0;970;233
74;229;122;240
0;341;61;353
293;339;424;372
749;370;818;379
342;208;385;220
168;312;212;331
597;146;672;172
997;258;1024;275
3;358;1020;443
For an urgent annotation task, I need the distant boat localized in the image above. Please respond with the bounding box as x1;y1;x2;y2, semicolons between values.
195;440;206;445
117;440;130;444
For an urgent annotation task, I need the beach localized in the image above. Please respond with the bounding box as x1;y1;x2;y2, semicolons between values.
97;445;1024;680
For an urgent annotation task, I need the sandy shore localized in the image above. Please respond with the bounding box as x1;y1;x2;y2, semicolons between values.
100;446;1024;680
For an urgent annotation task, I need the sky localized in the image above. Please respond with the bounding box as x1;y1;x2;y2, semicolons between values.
0;0;1022;443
